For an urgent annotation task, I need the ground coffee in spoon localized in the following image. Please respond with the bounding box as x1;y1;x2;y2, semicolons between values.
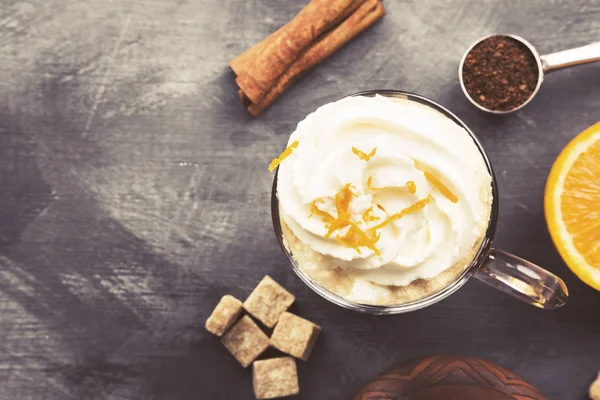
462;35;539;112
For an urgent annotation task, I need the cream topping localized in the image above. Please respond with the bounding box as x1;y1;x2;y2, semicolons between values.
277;95;492;287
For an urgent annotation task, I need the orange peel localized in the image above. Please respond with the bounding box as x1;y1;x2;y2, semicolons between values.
362;207;379;223
269;141;299;172
369;197;431;233
424;171;458;203
310;183;431;256
324;183;355;238
352;147;377;161
337;222;381;256
308;200;335;224
367;175;391;191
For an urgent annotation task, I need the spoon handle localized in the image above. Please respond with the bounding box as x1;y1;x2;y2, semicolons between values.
540;42;600;72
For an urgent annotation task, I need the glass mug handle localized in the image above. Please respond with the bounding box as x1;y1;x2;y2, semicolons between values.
475;248;568;309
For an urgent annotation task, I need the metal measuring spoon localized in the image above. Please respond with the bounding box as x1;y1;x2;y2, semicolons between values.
459;34;600;114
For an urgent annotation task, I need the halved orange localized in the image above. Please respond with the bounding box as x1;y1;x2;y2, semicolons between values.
545;121;600;291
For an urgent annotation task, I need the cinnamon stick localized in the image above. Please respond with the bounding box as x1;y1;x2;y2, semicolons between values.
230;0;367;77
230;25;285;77
247;0;385;116
238;89;251;107
232;0;359;104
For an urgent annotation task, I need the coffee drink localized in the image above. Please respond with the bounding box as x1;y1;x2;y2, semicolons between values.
276;94;492;305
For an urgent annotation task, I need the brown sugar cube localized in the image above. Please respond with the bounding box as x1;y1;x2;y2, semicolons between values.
252;357;299;399
244;276;295;328
270;312;321;361
590;372;600;400
221;316;269;367
205;295;244;336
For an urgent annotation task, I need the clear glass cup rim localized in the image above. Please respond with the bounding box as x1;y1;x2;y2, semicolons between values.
271;90;500;314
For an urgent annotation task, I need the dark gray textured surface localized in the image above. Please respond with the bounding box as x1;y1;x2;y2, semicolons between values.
1;1;599;399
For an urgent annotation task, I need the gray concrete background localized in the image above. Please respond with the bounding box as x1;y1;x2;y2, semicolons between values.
1;0;599;399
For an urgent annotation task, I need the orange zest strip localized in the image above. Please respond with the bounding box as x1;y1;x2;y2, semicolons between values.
369;197;431;233
308;201;335;224
424;171;458;203
337;228;362;255
406;181;417;194
352;147;377;161
367;175;391;191
324;183;355;238
362;207;379;223
311;183;389;255
336;222;381;256
269;141;299;172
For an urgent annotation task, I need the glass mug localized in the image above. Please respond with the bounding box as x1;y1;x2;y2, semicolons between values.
271;90;568;314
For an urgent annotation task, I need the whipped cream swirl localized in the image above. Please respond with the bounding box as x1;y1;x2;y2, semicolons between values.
277;95;492;287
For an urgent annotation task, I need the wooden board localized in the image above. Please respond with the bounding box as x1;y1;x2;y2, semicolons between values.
354;354;545;400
